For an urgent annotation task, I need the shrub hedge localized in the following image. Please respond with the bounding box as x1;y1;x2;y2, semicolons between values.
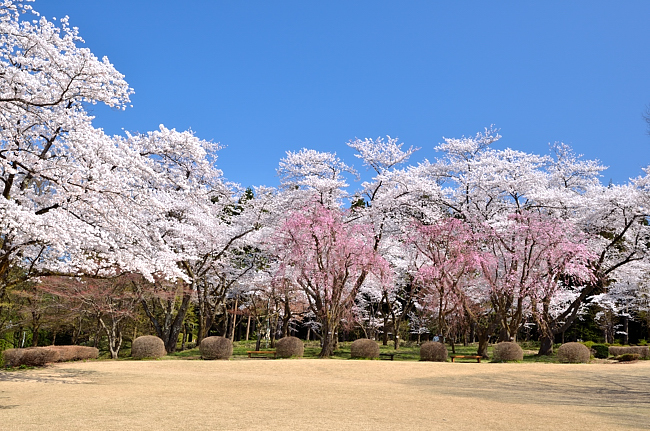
492;342;523;362
3;347;58;367
590;344;609;359
275;336;304;358
2;345;99;368
609;346;649;359
617;353;641;362
131;336;166;359
350;339;380;359
419;341;448;362
200;336;233;360
557;342;590;363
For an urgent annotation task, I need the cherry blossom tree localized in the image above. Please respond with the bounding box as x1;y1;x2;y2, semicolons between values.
277;148;357;208
499;213;593;353
407;217;489;352
0;0;132;286
0;1;227;285
274;200;388;357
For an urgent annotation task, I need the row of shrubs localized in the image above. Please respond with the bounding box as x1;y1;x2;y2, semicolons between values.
133;335;305;361
605;345;649;359
583;343;649;359
355;339;589;363
1;334;306;367
6;336;648;367
354;339;649;363
3;345;99;367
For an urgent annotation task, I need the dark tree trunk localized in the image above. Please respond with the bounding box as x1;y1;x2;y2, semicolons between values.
477;328;490;359
142;292;192;353
538;336;553;356
255;329;262;351
319;322;336;358
31;327;39;347
270;314;278;348
164;293;191;353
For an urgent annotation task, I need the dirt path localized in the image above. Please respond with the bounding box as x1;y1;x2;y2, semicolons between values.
1;359;649;430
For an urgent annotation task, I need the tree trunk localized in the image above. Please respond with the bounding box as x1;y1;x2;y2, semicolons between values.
477;327;490;358
498;326;510;343
281;297;291;338
623;315;629;345
245;315;251;341
255;324;262;351
181;323;187;351
93;318;101;348
538;335;553;356
319;322;336;358
31;327;39;347
141;291;192;353
100;318;123;360
270;314;278;348
230;296;239;342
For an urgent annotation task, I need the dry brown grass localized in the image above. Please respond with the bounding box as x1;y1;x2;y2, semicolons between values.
1;360;649;430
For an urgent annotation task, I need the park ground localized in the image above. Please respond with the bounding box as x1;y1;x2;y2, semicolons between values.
1;357;649;430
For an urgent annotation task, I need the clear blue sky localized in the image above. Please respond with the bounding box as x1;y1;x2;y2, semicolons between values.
35;1;650;188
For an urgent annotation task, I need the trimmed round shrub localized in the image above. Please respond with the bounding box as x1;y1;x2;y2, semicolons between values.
557;342;590;363
131;335;166;359
609;346;649;359
200;336;233;360
276;336;304;358
2;347;59;367
590;344;609;359
350;338;380;359
492;342;524;362
419;341;448;362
